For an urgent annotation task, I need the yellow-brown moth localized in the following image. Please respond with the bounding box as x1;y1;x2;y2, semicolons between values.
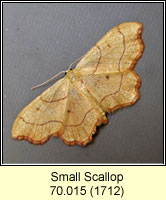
12;22;144;146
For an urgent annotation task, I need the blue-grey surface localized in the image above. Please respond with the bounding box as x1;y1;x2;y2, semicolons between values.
3;3;163;164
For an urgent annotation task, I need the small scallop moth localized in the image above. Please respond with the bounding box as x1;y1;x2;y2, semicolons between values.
12;22;144;146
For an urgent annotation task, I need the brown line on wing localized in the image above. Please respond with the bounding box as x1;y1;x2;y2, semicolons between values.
20;117;63;126
40;96;68;103
117;25;126;71
99;27;126;104
65;108;93;127
19;108;94;128
92;44;102;74
100;73;123;104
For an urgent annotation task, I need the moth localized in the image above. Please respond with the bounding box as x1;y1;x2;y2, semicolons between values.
12;22;144;146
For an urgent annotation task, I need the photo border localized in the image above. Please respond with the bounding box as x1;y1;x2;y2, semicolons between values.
1;0;165;166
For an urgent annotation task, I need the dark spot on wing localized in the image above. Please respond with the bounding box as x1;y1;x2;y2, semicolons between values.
107;44;111;48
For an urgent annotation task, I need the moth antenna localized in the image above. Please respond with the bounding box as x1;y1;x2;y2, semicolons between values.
31;70;66;90
31;55;83;90
66;54;84;71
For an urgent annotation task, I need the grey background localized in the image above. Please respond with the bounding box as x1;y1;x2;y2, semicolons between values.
3;3;163;164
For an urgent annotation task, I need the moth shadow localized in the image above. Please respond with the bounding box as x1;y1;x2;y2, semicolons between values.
90;123;106;146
